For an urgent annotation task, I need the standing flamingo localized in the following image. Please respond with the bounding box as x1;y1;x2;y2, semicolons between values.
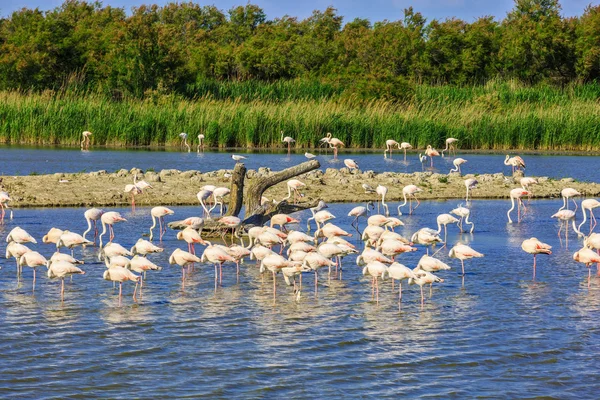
329;137;345;159
449;158;467;175
306;200;329;231
449;243;484;276
179;132;190;152
551;209;576;245
397;184;423;215
80;131;92;150
197;133;205;152
99;211;127;248
169;248;201;289
124;184;141;210
281;131;295;155
400;142;412;162
504;155;526;174
104;266;140;302
451;206;475;233
319;132;332;151
573;247;600;287
521;238;552;280
6;227;37;244
82;208;103;244
441;138;458;157
362;261;389;304
507;188;529;223
436;214;459;246
375;185;389;216
343;159;359;174
210;187;231;216
384;140;401;158
177;227;206;255
559;188;581;212
57;231;93;256
283;179;306;204
261;254;296;301
387;262;416;307
18;251;48;290
0;191;12;221
578;199;600;235
43;228;64;244
465;178;478;203
418;153;427;170
425;145;439;168
409;270;444;305
348;201;374;233
47;260;85;300
149;206;174;241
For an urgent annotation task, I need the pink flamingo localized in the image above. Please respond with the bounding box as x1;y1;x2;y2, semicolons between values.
384;140;401;158
425;145;439;168
83;208;104;244
504;155;526;174
177;227;206;255
80;131;92;150
573;247;600;287
57;230;93;256
131;238;164;256
521;237;552;280
343;159;359;174
302;252;336;293
47;260;85;300
449;243;484;276
149;206;174;241
507;188;529;223
270;214;299;232
281;131;295;155
103;266;140;303
219;216;242;244
559;188;581;212
283;179;306;204
18;251;48;290
0;191;13;221
441;138;458;157
261;254;296;301
409;270;444;305
400;142;412;162
387;262;416;306
397;184;423;215
99;211;127;248
169;248;201;289
465;178;478;203
329;137;345;159
551;209;576;246
43;228;64;244
362;261;389;304
197;134;205;152
449;158;467;175
578;199;600;235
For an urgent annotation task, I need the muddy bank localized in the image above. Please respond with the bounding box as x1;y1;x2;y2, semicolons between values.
2;166;599;209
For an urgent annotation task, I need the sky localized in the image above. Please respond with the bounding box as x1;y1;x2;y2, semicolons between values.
0;0;598;22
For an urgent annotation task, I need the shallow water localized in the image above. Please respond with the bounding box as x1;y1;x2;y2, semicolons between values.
0;145;595;181
0;199;598;397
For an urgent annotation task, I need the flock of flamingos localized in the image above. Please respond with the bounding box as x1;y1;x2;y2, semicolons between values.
0;132;598;307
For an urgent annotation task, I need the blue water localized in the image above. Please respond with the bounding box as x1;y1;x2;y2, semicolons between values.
0;145;594;181
0;199;598;397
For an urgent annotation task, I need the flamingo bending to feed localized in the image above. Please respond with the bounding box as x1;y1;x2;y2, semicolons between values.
376;185;389;216
441;138;458;157
306;200;329;231
47;260;85;300
397;185;423;215
18;251;47;290
0;191;13;221
57;231;93;256
348;201;374;232
197;133;205;152
559;188;581;212
520;177;538;199
104;266;140;302
521;238;552;280
283;179;306;204
197;189;213;217
436;214;459;246
344;159;359;174
451;206;475;233
210;187;231;216
281;131;295;155
504;155;526;174
551;209;576;244
411;229;443;254
578;199;600;235
425;145;439;168
400;142;412;162
124;183;141;210
179;132;190;152
82;208;103;244
99;211;127;248
573;247;600;287
329;137;345;159
465;178;478;203
149;206;174;241
319;132;332;149
409;270;444;305
384;140;401;158
418;153;427;170
449;244;484;276
507;188;529;223
363;261;389;304
81;131;92;150
169;248;201;288
449;158;467;175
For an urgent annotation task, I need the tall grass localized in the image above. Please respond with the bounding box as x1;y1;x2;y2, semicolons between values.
1;81;599;150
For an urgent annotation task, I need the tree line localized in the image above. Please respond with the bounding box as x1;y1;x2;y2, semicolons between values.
1;0;599;100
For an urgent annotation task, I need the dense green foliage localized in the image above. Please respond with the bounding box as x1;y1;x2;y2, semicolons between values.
1;0;600;97
2;81;599;150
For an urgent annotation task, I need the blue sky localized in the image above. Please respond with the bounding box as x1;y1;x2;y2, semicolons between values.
1;0;598;21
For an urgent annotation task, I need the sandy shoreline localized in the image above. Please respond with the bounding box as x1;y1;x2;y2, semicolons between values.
2;166;599;209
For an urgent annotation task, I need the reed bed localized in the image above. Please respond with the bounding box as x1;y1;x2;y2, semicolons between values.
1;82;599;150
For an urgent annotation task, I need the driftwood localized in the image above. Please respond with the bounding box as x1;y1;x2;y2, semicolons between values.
225;162;246;217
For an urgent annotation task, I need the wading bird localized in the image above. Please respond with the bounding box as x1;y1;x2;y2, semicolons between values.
81;131;92;150
521;238;552;280
281;131;295;155
441;138;458;157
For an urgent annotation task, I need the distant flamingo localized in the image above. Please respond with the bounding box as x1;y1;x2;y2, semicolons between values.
82;208;103;244
559;188;581;212
400;142;412;162
551;209;576;245
521;238;552;280
449;158;467;175
578;199;600;235
418;153;427;170
348;201;373;232
504;155;526;174
99;211;127;248
376;185;389;216
306;200;329;231
344;159;359;174
197;134;205;152
81;131;92;150
149;206;174;241
425;145;439;168
281;131;295;155
573;247;600;287
329;137;345;159
397;184;423;215
47;260;85;300
451;206;475;233
507;188;529;223
0;191;13;221
179;132;190;152
384;140;401;158
449;243;484;276
441;138;458;157
283;179;306;204
465;178;478;203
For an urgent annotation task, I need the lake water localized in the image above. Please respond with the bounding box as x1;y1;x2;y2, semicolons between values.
0;145;596;181
0;199;598;397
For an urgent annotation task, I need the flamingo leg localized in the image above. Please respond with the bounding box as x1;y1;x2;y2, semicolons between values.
32;268;36;291
461;259;465;276
219;262;223;285
61;278;65;300
133;281;138;302
375;276;379;304
272;271;277;302
533;254;537;280
315;270;318;295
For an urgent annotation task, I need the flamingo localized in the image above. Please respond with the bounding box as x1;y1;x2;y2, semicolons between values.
418;153;427;170
177;227;206;255
210;187;231;216
559;188;581;212
314;223;352;243
18;251;47;290
449;158;467;175
451;206;475;233
302;252;336;293
283;179;306;204
449;243;484;276
367;214;392;227
465;178;478;203
6;227;37;244
520;177;538;199
103;266;140;302
400;142;412;162
306;200;329;231
376;239;417;260
504;155;526;174
226;245;252;280
376;185;389;216
507;188;529;223
270;214;299;232
219;216;242;245
179;132;190;152
551;209;576;245
282;264;312;295
348;201;374;233
329;137;345;159
387;262;416;306
97;212;126;248
47;260;85;300
287;230;315;245
521;238;552;280
573;247;600;287
50;252;84;265
281;131;295;155
305;152;316;159
384;217;404;231
578;199;600;235
362;261;389;303
129;255;162;289
416;254;452;275
261;254;296;301
43;228;64;244
397;184;423;215
0;191;13;221
441;138;458;157
356;248;393;266
411;228;443;254
409;270;444;305
6;242;31;275
425;145;439;168
99;242;132;262
362;225;386;248
124;183;142;209
149;206;174;241
436;214;459;246
169;248;201;288
384;140;401;158
80;131;92;150
82;208;103;244
197;133;205;152
197;189;213;217
131;238;164;255
57;231;93;256
319;132;332;152
343;159;359;174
